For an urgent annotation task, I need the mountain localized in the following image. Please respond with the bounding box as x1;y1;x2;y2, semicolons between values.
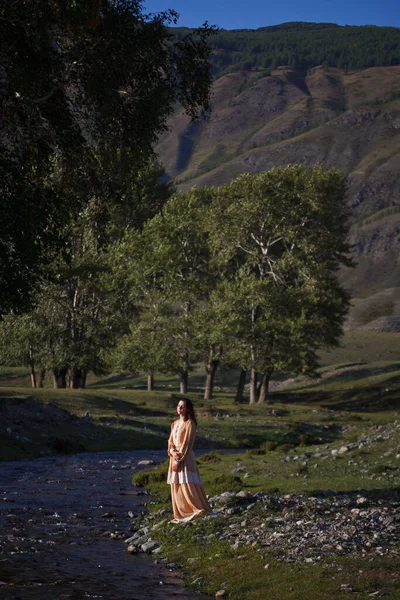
156;25;400;330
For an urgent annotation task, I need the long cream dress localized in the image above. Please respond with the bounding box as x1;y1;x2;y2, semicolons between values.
167;418;211;523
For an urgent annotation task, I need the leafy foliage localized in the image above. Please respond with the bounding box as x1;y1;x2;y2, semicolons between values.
0;0;214;312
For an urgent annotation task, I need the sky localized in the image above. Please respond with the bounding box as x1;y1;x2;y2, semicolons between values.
143;0;400;30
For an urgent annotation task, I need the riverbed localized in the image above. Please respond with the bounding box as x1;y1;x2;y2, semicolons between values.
0;450;205;599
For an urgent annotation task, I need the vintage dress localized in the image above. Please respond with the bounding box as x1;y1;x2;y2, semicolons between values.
167;418;211;523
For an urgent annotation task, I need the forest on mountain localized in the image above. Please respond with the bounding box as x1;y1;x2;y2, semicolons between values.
173;22;400;76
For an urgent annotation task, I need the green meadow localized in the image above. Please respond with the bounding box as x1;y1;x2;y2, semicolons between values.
1;329;399;598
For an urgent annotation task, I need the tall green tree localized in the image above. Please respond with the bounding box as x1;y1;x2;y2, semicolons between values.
110;187;214;392
207;165;353;403
0;0;214;312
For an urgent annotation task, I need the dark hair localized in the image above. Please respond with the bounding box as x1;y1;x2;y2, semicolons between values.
179;398;197;425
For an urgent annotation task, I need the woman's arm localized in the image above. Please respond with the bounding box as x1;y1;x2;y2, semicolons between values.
167;422;176;458
177;419;196;458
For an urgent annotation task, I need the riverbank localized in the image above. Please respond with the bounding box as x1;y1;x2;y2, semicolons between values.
130;421;400;599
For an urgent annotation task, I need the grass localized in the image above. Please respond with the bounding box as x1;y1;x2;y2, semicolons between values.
134;413;400;599
1;331;400;598
150;534;400;600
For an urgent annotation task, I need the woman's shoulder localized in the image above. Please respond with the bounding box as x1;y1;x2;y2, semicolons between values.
171;418;180;428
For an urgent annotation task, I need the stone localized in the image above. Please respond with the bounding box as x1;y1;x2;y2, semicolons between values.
338;446;349;455
138;460;155;465
141;540;160;553
236;490;253;499
272;409;285;416
215;590;226;597
124;534;138;544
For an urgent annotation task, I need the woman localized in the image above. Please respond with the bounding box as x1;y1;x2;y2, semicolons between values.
167;398;211;523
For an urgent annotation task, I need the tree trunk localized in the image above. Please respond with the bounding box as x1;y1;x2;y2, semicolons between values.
235;368;247;403
249;367;259;404
204;361;219;401
53;368;67;388
37;368;46;388
204;344;222;401
28;362;36;388
258;370;273;403
147;373;154;392
69;367;85;389
180;371;188;394
80;370;87;389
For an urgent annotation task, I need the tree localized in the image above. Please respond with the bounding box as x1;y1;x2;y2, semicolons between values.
207;165;353;402
0;0;214;312
110;186;215;392
0;312;47;388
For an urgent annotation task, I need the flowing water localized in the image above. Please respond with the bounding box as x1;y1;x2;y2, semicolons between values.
0;450;205;599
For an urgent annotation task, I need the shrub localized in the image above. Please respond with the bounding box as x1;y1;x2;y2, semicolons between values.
241;438;255;448
261;441;278;451
199;451;222;462
277;443;296;453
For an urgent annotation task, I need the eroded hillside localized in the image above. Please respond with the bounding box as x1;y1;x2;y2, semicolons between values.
157;65;400;318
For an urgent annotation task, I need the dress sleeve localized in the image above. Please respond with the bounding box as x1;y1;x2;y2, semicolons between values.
167;422;175;457
178;419;196;458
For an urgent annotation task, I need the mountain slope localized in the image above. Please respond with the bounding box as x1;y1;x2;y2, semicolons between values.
156;65;400;312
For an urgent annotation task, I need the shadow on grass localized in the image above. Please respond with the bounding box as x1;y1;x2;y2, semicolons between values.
68;392;173;418
276;374;400;412
304;363;400;388
0;394;170;461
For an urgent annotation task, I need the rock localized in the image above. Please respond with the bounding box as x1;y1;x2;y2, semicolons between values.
124;534;138;544
231;468;245;473
141;540;160;553
138;460;155;466
338;446;349;455
215;590;226;597
152;519;167;531
272;409;285;416
356;497;368;505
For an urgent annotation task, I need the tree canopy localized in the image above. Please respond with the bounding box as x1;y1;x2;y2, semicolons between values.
0;0;214;313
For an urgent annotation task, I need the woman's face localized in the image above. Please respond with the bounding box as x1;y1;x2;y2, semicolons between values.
177;401;188;418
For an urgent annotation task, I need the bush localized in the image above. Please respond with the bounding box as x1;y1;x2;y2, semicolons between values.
199;451;222;462
277;443;296;453
241;438;255;448
261;441;278;451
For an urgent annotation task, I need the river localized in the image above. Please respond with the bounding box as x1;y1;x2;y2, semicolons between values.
0;450;206;599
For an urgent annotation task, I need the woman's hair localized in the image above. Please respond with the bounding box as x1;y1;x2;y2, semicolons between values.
180;398;197;425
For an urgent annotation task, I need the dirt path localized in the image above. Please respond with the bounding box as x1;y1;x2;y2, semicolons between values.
0;450;205;599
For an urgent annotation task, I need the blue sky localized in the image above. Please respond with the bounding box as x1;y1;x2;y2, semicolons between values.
143;0;400;29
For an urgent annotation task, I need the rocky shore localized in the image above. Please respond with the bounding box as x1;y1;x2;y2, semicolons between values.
125;488;399;565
